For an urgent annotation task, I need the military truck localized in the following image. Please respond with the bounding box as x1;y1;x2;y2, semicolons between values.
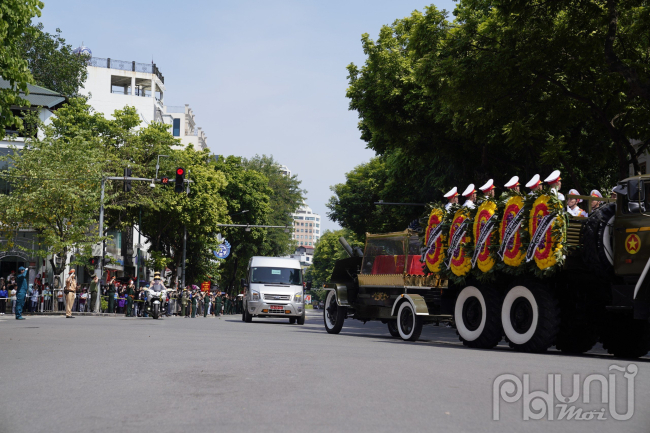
322;175;650;358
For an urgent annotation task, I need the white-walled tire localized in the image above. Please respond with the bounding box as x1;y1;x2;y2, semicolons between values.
501;282;559;353
324;291;346;334
397;302;423;341
454;284;503;348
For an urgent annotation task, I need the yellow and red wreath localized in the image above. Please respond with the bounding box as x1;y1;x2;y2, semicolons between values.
473;200;497;273
449;208;472;276
528;195;564;270
499;195;525;267
424;208;446;273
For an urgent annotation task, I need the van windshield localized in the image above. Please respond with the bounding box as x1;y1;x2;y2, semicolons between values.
251;267;302;285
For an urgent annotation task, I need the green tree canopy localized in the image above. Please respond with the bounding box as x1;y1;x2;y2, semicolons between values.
0;0;43;137
345;0;648;207
19;23;89;97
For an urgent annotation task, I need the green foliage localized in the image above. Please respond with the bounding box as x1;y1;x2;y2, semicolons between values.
305;229;363;288
0;0;43;137
243;154;305;256
18;23;89;96
343;0;647;226
0;133;104;275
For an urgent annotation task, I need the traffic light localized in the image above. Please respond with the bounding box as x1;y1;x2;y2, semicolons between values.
161;176;170;186
89;256;99;267
175;167;185;193
124;167;132;192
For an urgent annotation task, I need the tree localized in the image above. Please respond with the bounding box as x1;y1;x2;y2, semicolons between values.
0;134;104;275
243;154;305;256
305;229;363;289
346;1;640;201
19;23;89;97
0;0;43;137
213;156;273;294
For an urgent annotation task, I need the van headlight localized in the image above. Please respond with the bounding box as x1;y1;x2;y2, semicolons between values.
294;292;302;302
251;290;260;301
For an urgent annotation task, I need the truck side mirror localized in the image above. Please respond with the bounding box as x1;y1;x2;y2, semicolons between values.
240;278;248;288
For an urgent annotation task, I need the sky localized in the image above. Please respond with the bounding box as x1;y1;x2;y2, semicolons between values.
39;0;457;233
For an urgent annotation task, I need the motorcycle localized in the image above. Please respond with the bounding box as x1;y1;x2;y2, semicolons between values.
145;287;169;319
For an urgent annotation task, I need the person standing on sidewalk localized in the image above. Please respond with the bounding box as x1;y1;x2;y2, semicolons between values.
89;275;98;313
107;276;116;314
126;280;135;317
15;266;29;320
0;282;6;315
64;269;77;319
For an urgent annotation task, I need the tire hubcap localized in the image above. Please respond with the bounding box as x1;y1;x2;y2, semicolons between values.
400;307;414;334
510;297;533;334
462;296;482;332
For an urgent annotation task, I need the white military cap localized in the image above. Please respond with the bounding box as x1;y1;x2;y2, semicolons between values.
567;188;582;203
590;189;602;198
462;184;476;197
504;176;519;189
544;170;561;184
525;174;541;188
479;179;494;192
443;187;458;199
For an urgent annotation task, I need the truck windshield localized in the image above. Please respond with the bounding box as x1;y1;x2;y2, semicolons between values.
251;267;302;285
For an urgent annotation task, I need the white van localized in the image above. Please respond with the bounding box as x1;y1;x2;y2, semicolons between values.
241;256;305;324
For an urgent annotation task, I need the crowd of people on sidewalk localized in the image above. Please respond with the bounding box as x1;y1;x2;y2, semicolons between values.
0;268;243;319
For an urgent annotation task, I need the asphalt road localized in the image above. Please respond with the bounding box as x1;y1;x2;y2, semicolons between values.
2;310;649;433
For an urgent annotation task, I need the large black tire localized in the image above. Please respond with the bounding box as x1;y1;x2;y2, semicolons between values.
582;203;616;277
324;291;346;334
397;301;424;341
555;314;598;354
600;313;650;358
289;318;296;324
243;302;253;322
297;314;305;325
387;320;400;338
501;282;560;353
454;283;503;349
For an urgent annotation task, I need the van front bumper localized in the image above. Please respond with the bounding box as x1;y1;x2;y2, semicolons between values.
248;301;304;317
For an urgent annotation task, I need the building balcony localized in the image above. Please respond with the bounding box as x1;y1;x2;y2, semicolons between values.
88;57;165;84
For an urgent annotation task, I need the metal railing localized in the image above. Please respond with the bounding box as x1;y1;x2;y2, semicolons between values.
87;57;165;83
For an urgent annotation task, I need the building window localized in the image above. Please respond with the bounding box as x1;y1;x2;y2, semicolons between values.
316;224;320;228
135;78;151;97
111;75;132;95
173;118;181;137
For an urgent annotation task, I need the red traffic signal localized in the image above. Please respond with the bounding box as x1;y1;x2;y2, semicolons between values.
176;168;185;176
161;177;169;185
175;167;185;193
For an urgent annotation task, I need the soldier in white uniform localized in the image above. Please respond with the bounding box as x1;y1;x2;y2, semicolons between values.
566;189;588;217
504;176;520;193
462;184;477;209
525;174;542;195
443;187;459;211
544;170;565;200
590;189;603;211
479;179;495;198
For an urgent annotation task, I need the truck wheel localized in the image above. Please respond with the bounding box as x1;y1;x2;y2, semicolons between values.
555;307;598;354
397;302;423;341
582;203;615;276
289;318;296;324
297;314;305;325
324;291;346;334
243;303;253;322
501;282;559;353
600;313;650;358
454;284;503;348
387;319;400;338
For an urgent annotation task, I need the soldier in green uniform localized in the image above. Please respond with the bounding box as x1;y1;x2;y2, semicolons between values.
181;287;189;317
214;293;222;317
191;289;197;318
107;276;116;313
126;279;135;317
89;275;98;313
203;292;210;317
224;294;231;315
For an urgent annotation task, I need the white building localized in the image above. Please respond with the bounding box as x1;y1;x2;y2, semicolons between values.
80;48;208;151
291;203;321;247
289;245;314;267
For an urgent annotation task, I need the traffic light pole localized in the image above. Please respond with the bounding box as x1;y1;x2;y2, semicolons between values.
93;177;106;313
